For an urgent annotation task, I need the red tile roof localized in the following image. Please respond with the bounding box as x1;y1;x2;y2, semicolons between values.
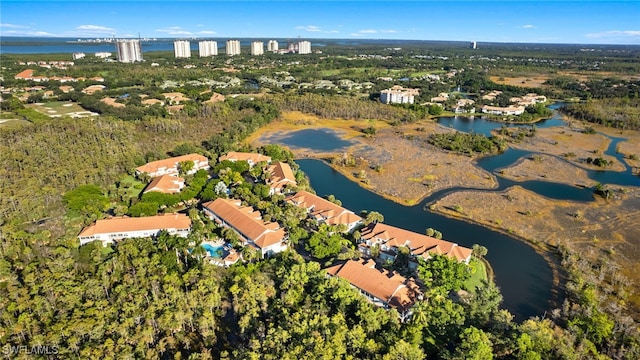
218;151;271;165
78;213;191;237
266;162;297;190
15;69;34;79
361;223;472;263
202;198;285;248
136;153;209;177
326;259;421;311
286;190;362;227
143;174;184;194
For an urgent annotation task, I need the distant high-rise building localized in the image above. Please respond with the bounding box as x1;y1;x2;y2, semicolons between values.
199;41;218;57
268;40;279;53
226;40;241;56
174;40;191;58
470;41;477;49
251;41;264;55
297;40;311;54
115;39;143;63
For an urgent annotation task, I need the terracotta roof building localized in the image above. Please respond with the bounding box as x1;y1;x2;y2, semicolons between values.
202;198;287;257
78;213;191;246
326;259;422;319
286;191;363;232
218;151;271;168
136;153;209;178
266;162;297;194
360;223;472;268
143;174;185;194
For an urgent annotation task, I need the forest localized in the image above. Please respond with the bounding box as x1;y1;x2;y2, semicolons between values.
1;43;640;358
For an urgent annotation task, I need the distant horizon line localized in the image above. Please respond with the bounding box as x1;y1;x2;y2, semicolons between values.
1;35;639;47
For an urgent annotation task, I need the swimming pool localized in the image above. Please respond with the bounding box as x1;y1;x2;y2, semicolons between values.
201;243;225;258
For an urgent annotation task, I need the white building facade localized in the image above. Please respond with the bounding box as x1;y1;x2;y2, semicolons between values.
174;40;191;58
226;40;241;56
267;40;279;53
115;40;143;63
297;40;311;54
251;41;264;55
379;86;420;104
199;40;218;57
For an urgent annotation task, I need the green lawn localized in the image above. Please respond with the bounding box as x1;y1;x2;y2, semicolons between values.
26;101;96;118
118;175;147;199
463;257;489;292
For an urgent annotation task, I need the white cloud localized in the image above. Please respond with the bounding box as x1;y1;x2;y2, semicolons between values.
518;24;535;29
77;24;116;32
586;30;640;39
156;26;193;36
352;29;398;36
3;29;55;36
295;25;339;34
199;30;217;35
0;23;28;29
296;25;322;32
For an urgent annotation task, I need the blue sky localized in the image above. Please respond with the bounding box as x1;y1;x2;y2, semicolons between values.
1;1;639;44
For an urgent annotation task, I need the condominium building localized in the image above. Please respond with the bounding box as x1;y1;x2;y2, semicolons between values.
267;40;278;53
78;213;191;246
251;41;264;55
202;198;287;258
297;40;311;54
115;39;143;63
135;153;210;178
199;40;218;57
379;85;420;104
226;40;241;56
174;40;191;58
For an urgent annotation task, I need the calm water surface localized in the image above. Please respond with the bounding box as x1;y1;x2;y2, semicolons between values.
290;104;638;320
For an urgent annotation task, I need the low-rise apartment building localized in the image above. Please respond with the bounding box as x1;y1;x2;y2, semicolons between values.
359;222;472;270
136;153;210;178
78;213;191;246
326;259;422;321
286;191;363;232
202;198;287;257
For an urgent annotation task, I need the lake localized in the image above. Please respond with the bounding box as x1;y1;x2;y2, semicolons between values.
285;105;638;320
297;158;554;320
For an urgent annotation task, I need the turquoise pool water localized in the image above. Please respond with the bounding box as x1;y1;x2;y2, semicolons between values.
201;244;225;258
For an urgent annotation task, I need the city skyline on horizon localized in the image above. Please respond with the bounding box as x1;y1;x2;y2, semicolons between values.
1;1;639;45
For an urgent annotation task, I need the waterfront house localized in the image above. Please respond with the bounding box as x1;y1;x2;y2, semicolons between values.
326;259;422;321
136;153;210;178
218;151;272;168
286;191;363;232
77;213;191;246
202;198;287;257
266;162;297;195
359;222;472;270
481;105;525;116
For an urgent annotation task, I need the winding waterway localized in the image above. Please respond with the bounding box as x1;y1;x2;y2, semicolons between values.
278;105;637;320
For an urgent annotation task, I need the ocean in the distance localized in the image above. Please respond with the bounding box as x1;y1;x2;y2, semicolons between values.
4;36;633;55
0;37;416;54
